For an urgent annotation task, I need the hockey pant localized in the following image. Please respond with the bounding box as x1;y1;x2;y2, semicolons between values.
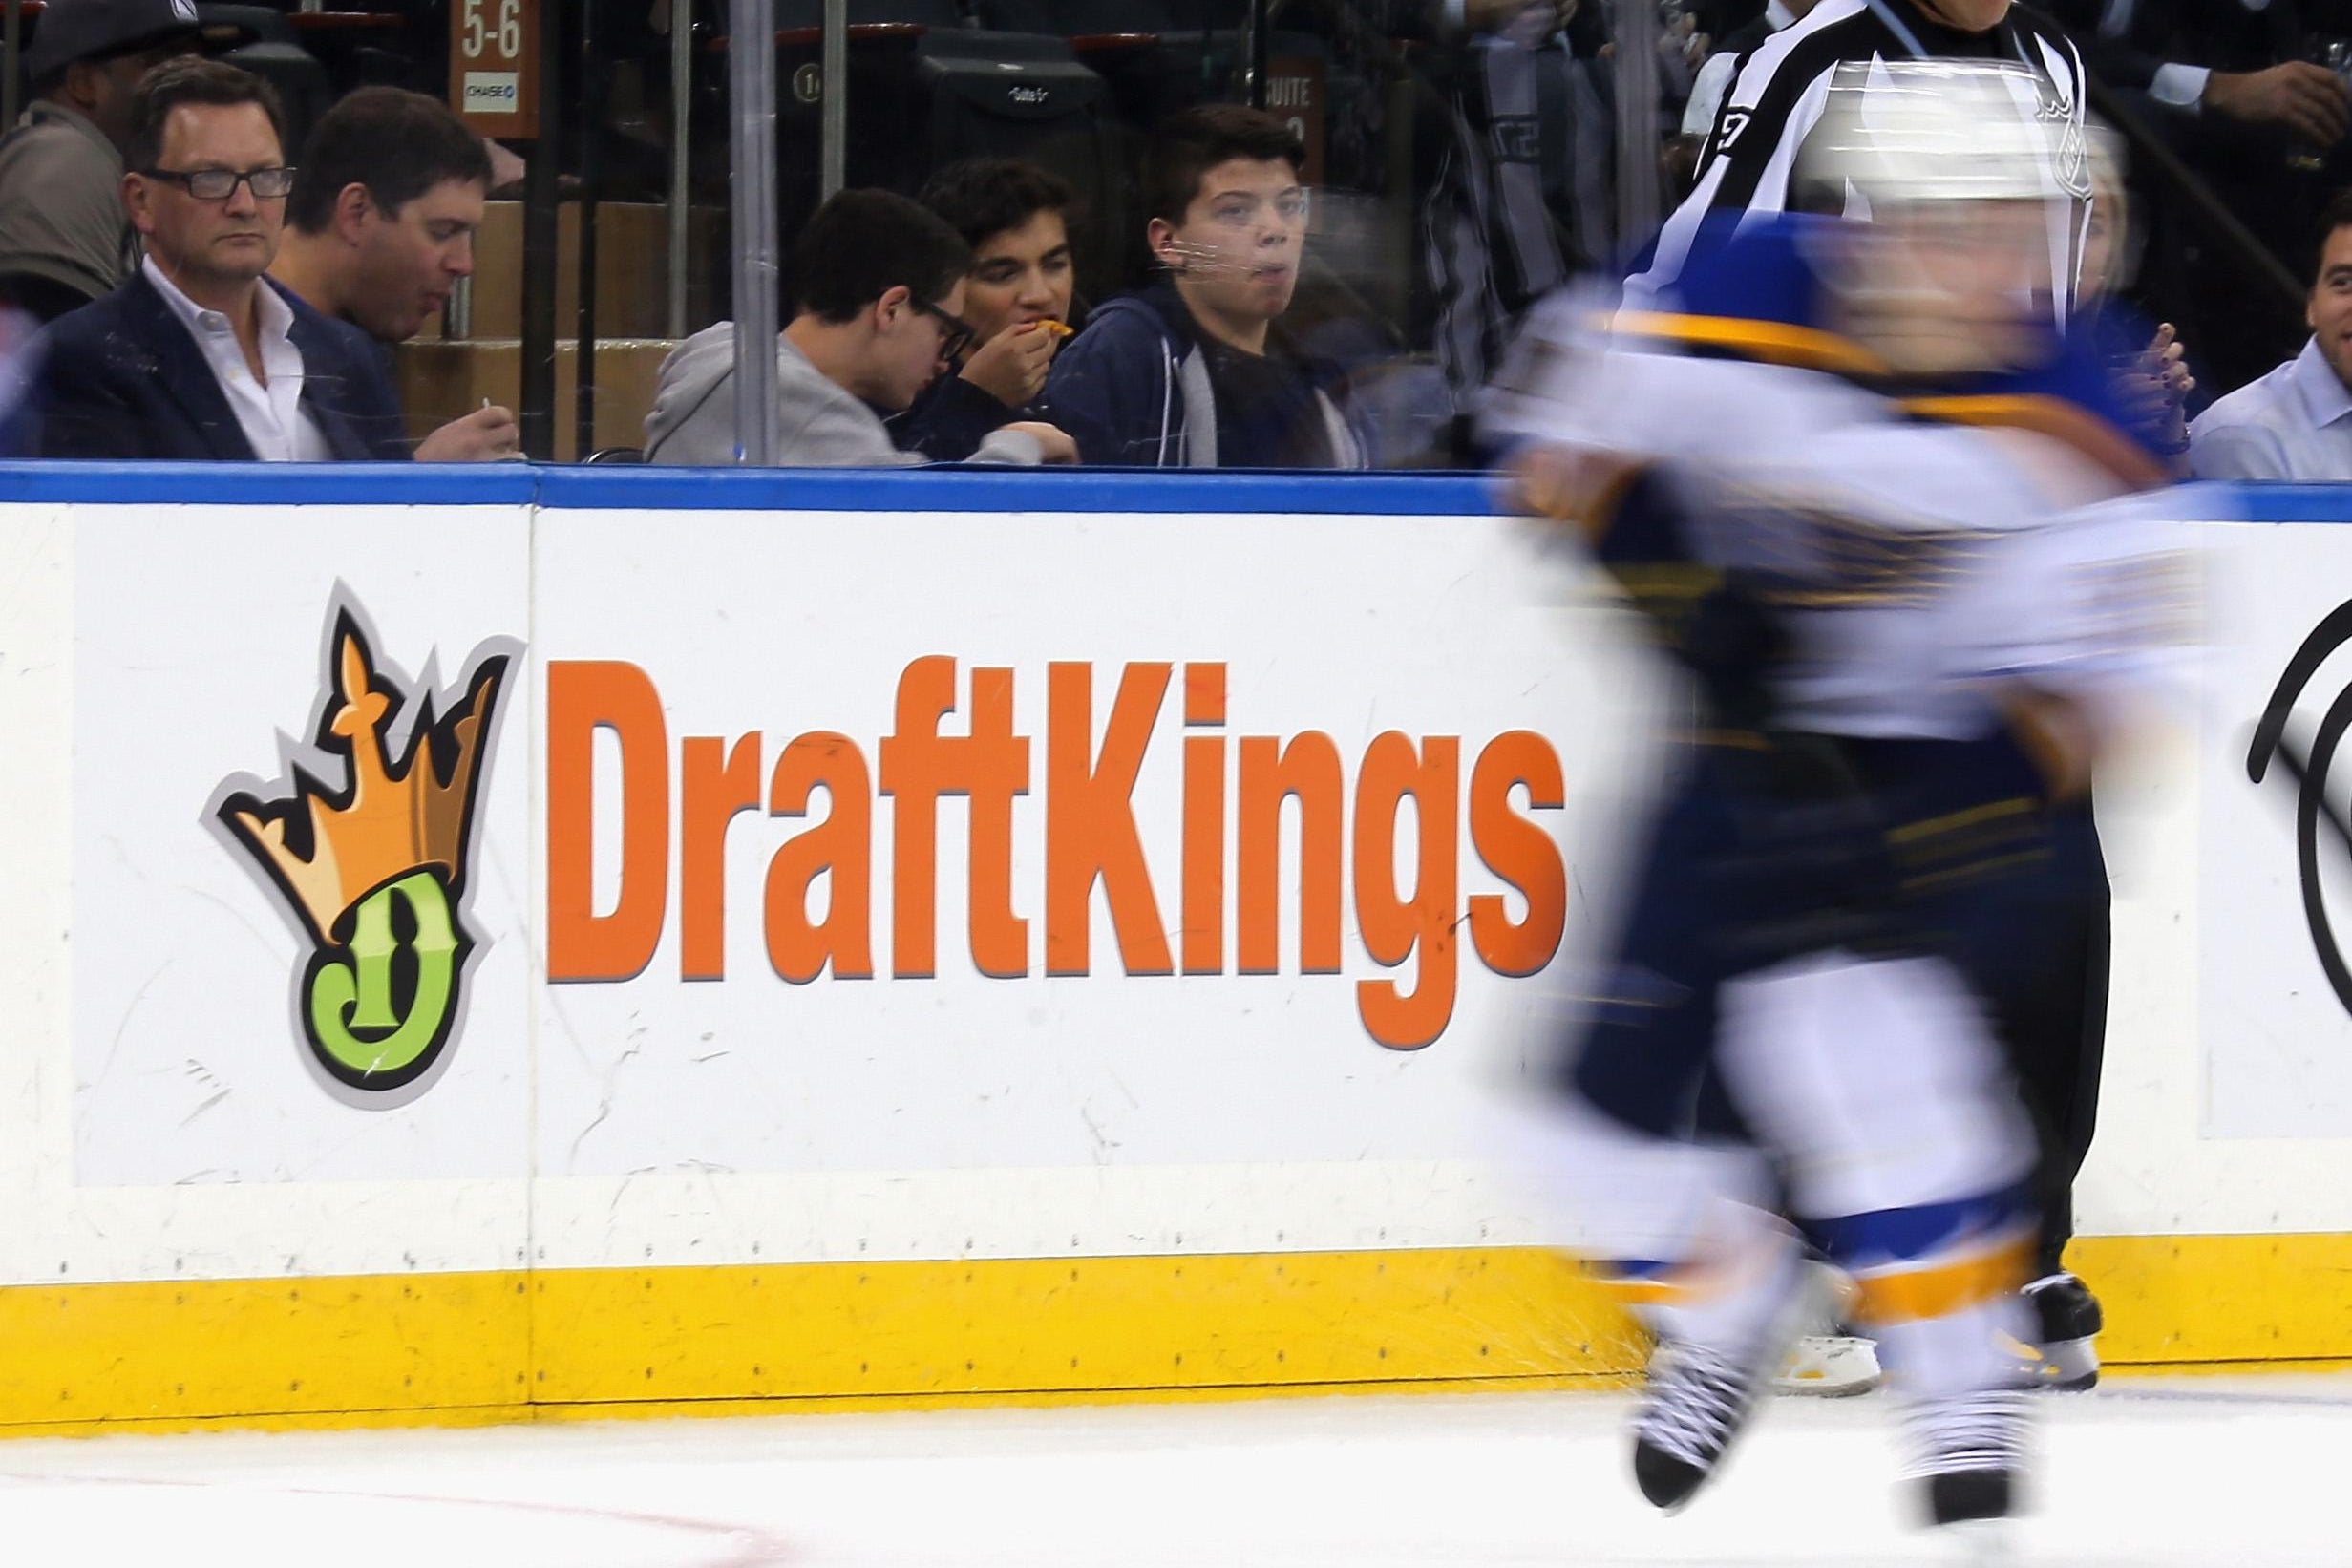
1534;951;2037;1408
1517;763;2040;1409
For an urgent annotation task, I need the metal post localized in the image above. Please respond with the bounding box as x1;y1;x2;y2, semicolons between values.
519;0;564;461
668;0;692;338
731;0;780;465
1611;0;1662;262
4;2;21;132
820;0;847;200
446;273;473;339
1244;0;1268;111
575;0;604;463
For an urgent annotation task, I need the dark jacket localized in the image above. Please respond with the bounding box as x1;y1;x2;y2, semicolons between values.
886;367;1023;462
1039;285;1367;469
29;269;411;460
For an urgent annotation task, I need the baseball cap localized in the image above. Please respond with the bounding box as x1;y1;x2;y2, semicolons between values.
26;0;202;84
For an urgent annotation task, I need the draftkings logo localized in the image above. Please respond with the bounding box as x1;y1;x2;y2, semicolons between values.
210;601;514;1099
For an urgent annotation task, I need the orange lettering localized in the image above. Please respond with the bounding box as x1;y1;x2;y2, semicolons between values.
1353;732;1460;1050
877;656;957;978
1468;731;1567;977
546;660;669;983
1236;732;1344;974
1181;663;1226;975
680;733;763;981
965;667;1030;979
765;732;875;984
1046;662;1173;976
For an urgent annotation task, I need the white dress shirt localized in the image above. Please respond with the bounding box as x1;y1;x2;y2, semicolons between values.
2189;337;2352;482
142;256;331;462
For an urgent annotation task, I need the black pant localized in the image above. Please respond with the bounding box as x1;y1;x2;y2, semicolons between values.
1987;803;2110;1282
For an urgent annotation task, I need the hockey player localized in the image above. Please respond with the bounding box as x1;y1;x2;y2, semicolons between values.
1499;62;2173;1543
1622;0;2122;1401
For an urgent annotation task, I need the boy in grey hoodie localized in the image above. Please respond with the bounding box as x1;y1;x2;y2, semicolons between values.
646;189;1074;467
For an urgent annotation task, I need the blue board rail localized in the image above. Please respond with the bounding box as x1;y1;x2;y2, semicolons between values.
0;461;2335;521
0;462;1501;516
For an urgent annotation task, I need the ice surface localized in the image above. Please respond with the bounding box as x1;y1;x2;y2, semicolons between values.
0;1377;2344;1565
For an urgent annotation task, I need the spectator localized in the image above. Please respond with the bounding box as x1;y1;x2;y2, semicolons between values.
0;0;201;323
2048;0;2352;394
28;59;410;461
269;87;517;461
1042;104;1367;468
644;188;1074;467
2190;190;2352;480
895;158;1078;463
1419;1;1594;420
2050;0;2352;150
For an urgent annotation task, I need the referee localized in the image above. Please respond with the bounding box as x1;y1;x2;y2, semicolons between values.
1623;0;2116;1391
1631;0;2095;316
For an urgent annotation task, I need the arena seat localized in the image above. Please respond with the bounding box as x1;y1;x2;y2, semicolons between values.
706;20;1122;306
773;0;968;27
968;0;1323;158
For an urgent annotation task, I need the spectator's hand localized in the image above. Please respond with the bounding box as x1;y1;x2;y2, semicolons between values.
2205;63;2352;146
1005;420;1079;464
415;403;521;462
2149;322;2194;401
960;320;1062;410
2117;323;2194;454
2126;322;2192;451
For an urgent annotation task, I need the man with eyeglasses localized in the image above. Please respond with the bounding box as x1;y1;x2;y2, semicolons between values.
29;58;409;460
645;187;1075;467
1042;103;1367;468
0;0;200;324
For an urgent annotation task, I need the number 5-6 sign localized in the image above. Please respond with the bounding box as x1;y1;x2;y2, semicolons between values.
451;0;539;138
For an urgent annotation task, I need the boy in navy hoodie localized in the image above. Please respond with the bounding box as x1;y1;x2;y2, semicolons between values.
1041;104;1367;469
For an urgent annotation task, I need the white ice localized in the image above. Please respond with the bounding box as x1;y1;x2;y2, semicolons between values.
0;1377;2344;1566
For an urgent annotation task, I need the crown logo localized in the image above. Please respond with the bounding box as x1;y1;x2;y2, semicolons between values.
213;604;514;1095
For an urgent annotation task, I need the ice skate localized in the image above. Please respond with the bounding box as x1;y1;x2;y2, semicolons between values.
1939;1516;2023;1567
1912;1386;2031;1552
2021;1272;2102;1390
1632;1338;1774;1511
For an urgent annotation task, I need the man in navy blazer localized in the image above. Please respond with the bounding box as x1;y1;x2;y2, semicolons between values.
27;56;409;462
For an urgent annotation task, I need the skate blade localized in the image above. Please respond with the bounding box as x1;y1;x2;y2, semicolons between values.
2001;1331;2099;1393
1938;1517;2021;1566
1772;1335;1882;1398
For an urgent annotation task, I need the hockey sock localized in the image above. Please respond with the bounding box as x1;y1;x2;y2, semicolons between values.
1599;1197;1806;1357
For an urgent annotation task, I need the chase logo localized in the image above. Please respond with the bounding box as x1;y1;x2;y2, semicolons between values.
210;602;514;1098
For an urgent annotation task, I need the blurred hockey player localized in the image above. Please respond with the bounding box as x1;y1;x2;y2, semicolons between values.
1494;62;2179;1547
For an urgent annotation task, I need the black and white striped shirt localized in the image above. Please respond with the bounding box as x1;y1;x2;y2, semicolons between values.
1627;0;2095;315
